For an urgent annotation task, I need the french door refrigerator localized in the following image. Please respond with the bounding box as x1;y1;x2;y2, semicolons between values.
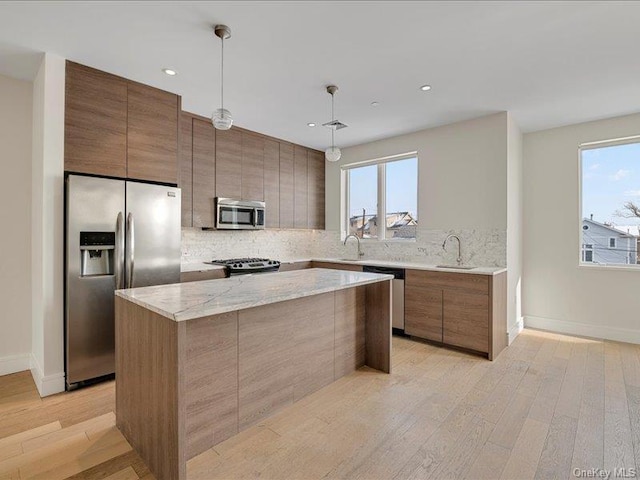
65;174;181;389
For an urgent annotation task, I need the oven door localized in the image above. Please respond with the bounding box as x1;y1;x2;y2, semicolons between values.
217;204;256;229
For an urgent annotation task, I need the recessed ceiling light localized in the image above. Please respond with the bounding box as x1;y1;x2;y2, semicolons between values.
371;101;380;107
307;122;316;127
162;68;177;76
420;84;432;91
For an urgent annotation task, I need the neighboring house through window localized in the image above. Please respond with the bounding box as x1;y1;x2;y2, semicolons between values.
343;154;418;240
580;138;640;266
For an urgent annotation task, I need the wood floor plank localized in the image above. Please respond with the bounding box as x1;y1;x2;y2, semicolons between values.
571;341;605;474
104;466;139;480
464;440;510;480
534;414;578;480
2;330;640;480
500;418;549;480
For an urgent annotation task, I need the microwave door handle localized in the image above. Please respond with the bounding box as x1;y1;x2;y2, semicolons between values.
253;208;258;227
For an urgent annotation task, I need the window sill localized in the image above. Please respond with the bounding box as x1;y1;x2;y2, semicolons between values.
579;263;640;272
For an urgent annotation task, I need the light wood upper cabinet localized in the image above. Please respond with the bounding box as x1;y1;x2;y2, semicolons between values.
294;146;308;229
65;62;179;185
64;61;128;178
215;129;242;199
307;149;325;230
192;118;216;228
279;143;295;229
241;132;264;201
126;81;179;184
264;139;280;228
179;113;193;227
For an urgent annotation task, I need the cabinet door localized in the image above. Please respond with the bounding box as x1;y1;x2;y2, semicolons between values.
307;150;325;230
405;281;443;342
64;62;127;177
179;113;193;227
241;132;264;201
264;139;280;228
279;143;295;228
443;290;489;353
192;118;216;228
294;146;308;229
127;82;179;184
215;129;242;199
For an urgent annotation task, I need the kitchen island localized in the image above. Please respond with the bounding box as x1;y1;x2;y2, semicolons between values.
114;268;393;480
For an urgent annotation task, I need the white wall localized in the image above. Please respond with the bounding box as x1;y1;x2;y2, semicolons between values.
0;74;33;375
523;112;640;343
31;53;66;396
327;112;509;232
507;114;523;342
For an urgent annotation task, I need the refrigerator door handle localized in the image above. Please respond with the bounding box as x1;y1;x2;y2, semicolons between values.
115;212;125;289
126;212;135;288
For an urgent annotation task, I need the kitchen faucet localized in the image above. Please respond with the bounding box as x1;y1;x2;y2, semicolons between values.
442;234;462;265
344;234;364;258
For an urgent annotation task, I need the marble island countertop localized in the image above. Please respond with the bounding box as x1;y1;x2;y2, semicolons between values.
181;258;506;276
116;268;393;322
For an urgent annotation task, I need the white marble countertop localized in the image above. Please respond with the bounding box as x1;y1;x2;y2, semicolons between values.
181;258;506;276
116;268;393;322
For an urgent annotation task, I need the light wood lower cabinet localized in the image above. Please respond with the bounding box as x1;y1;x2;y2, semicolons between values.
405;282;443;342
180;269;226;283
404;269;506;360
310;261;363;272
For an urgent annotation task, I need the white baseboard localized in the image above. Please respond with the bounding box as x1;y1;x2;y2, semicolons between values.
0;353;31;377
30;354;65;397
508;317;524;345
524;315;640;345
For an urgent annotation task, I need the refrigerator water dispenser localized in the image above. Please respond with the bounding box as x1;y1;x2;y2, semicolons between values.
79;231;115;277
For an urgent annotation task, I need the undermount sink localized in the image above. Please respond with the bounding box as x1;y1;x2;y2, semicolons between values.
436;265;476;270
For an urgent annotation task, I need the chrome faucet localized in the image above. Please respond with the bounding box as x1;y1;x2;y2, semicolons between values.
442;234;462;265
344;234;364;258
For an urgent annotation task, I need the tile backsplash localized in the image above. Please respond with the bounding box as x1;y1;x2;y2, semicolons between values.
182;228;506;267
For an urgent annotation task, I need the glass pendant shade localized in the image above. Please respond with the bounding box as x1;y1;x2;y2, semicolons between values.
212;108;233;130
325;146;342;162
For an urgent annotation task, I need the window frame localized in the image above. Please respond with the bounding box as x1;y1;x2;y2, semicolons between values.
609;237;617;249
341;152;419;242
578;135;640;270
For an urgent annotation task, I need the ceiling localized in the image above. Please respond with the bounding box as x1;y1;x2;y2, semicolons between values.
2;1;640;150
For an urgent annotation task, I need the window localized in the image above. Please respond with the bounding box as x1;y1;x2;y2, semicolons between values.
344;155;418;241
580;138;640;267
582;244;594;263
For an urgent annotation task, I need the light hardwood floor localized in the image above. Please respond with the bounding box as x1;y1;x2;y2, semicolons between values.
1;329;639;479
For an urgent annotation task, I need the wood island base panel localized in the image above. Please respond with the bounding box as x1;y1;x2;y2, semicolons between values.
115;269;392;480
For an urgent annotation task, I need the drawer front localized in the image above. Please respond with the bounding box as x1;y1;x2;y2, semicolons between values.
405;285;443;342
279;261;312;272
443;291;489;353
406;269;489;295
311;262;364;272
180;269;227;282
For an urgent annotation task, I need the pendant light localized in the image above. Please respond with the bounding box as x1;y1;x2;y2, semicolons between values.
323;85;344;162
212;24;233;130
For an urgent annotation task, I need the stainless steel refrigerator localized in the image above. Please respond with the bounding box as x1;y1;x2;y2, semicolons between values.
65;174;181;389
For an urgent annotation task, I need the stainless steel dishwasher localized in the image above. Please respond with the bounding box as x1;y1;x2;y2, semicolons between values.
363;265;405;333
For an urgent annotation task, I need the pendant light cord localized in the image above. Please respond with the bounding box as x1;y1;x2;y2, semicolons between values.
331;92;335;148
220;36;225;112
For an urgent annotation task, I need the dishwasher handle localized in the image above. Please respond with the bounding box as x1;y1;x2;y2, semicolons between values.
362;265;405;280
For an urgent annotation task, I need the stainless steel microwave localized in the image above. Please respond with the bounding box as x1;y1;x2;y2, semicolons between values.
215;198;265;230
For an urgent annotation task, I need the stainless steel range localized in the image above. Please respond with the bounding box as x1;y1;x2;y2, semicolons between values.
207;258;281;276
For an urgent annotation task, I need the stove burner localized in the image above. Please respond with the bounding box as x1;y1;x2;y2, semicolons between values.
207;257;280;276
